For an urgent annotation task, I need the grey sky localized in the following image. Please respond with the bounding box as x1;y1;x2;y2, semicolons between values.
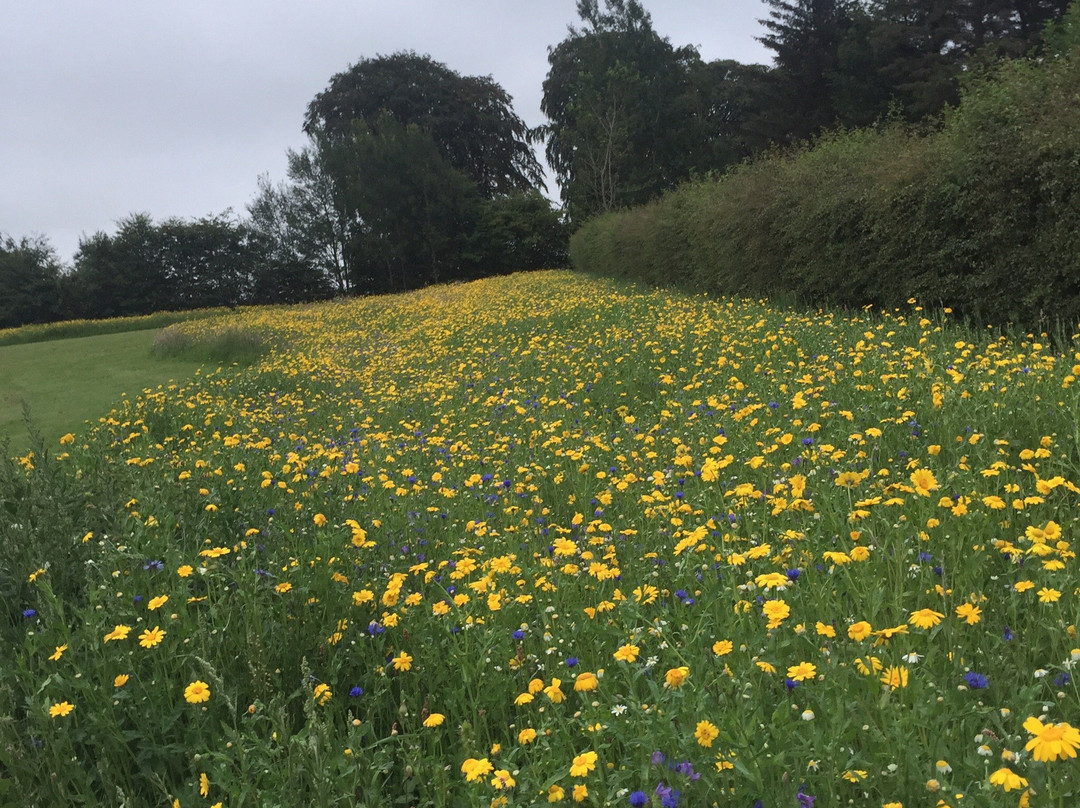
2;1;772;264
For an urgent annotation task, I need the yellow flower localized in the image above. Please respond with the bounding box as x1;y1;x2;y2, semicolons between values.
274;582;292;594
762;598;790;625
910;468;939;496
569;750;598;777
103;624;131;643
694;720;720;747
988;766;1028;791
879;666;908;690
574;672;598;691
184;680;211;704
544;677;566;703
423;713;445;727
547;784;565;802
572;783;588;802
847;621;872;641
199;772;210;797
114;674;130;687
908;608;945;630
313;513;327;527
147;595;169;611
955;603;981;625
786;661;816;682
518;728;537;744
491;769;516;789
49;701;74;718
614;643;640;662
712;639;734;655
1037;587;1062;603
461;757;493;782
48;644;67;661
138;626;166;649
514;692;534;705
665;666;689;688
177;565;194;578
1023;715;1080;761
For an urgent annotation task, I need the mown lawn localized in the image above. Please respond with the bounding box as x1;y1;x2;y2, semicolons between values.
0;329;203;456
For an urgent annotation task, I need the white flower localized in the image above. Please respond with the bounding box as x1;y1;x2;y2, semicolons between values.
611;704;627;716
801;709;815;721
902;652;923;664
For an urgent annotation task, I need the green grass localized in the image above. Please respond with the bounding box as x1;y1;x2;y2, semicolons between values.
4;272;1080;806
0;329;203;457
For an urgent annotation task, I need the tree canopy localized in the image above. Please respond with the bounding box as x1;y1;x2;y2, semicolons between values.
304;51;543;198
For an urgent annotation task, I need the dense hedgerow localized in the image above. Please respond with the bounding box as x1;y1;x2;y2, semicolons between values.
570;16;1080;333
3;271;1080;806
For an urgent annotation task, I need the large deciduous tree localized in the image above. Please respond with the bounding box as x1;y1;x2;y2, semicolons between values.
0;235;63;329
304;51;543;198
541;1;717;223
271;52;561;292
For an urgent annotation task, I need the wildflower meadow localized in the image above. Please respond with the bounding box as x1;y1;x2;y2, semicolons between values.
3;270;1080;807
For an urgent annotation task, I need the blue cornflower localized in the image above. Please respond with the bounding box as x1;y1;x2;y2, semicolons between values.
512;629;526;640
629;792;648;807
964;671;988;689
349;686;363;697
1003;626;1014;641
143;559;164;571
566;656;578;667
22;608;36;618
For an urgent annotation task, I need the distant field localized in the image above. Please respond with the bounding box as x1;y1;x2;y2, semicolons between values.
0;329;203;456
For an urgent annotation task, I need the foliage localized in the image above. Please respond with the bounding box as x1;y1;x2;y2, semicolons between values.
304;51;542;198
3;271;1080;805
570;26;1080;332
247;143;352;299
541;1;737;224
64;212;261;319
0;235;63;329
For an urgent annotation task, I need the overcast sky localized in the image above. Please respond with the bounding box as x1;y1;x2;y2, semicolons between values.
2;1;772;264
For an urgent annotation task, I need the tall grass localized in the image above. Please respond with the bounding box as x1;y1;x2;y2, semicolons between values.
2;271;1079;805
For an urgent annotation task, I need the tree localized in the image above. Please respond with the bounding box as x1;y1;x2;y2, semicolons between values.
754;0;856;143
247;140;353;298
65;213;260;318
304;52;542;198
541;0;718;223
471;192;569;277
0;235;63;328
66;214;169;319
247;173;334;304
336;115;482;292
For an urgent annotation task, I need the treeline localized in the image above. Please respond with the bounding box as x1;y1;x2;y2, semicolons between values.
542;0;1071;223
3;0;1076;329
571;4;1080;328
